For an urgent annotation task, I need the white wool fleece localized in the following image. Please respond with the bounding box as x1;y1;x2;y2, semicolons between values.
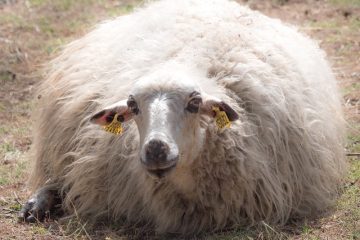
29;0;346;234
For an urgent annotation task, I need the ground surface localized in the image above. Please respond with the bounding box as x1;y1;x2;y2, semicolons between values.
0;0;359;239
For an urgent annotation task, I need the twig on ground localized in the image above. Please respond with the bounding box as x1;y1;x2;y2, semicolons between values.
346;153;360;157
13;191;22;205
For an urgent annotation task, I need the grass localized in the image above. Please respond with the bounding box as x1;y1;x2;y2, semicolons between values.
337;157;360;237
107;4;136;17
0;0;359;239
330;0;360;7
0;13;29;28
28;0;48;7
0;152;28;185
206;222;291;240
310;16;360;32
342;82;360;96
0;71;16;83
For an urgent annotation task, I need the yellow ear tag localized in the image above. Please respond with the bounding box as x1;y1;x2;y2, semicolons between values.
103;113;123;135
212;107;231;129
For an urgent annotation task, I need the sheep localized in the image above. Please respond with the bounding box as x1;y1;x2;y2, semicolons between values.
19;0;346;235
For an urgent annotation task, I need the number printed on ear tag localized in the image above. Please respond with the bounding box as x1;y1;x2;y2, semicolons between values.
212;107;231;130
103;113;123;135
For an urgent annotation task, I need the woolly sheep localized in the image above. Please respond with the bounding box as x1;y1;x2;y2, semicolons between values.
20;0;346;235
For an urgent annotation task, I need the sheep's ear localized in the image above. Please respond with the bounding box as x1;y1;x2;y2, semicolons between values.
200;94;239;122
90;96;138;126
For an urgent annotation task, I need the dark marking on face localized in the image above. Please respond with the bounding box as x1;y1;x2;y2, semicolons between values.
117;114;125;122
127;95;139;115
91;110;106;122
105;111;116;123
218;102;239;121
186;91;202;113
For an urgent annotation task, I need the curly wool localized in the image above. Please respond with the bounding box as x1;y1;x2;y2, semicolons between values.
29;0;346;234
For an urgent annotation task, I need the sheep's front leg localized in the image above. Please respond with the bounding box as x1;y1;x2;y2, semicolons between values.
19;183;62;223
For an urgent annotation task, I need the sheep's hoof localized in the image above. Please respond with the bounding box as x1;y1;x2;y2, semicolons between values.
18;185;62;223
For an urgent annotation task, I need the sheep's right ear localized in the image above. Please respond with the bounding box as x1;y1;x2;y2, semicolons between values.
90;96;138;126
199;94;239;122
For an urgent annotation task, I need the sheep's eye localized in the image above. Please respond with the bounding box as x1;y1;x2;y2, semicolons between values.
127;95;139;114
186;91;202;113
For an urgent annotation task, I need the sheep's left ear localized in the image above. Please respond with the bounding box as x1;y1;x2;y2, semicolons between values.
199;94;239;121
90;95;139;126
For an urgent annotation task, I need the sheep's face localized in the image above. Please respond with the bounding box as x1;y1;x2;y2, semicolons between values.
91;75;238;178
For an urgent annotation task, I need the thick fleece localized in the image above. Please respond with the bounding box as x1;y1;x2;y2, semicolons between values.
29;0;346;234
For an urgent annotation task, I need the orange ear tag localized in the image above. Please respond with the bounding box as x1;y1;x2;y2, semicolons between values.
212;107;231;129
103;113;123;135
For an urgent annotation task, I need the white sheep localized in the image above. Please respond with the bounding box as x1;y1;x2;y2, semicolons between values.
20;0;346;234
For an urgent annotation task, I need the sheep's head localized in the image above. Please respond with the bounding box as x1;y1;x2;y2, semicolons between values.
90;69;238;178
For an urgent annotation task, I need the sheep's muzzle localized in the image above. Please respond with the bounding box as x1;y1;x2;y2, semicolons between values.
141;139;179;178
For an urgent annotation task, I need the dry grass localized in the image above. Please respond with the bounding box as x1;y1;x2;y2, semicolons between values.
0;0;359;239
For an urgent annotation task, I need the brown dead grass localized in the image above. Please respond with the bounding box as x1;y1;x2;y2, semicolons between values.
0;0;359;239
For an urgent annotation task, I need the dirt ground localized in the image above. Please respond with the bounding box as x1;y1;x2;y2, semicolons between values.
0;0;359;239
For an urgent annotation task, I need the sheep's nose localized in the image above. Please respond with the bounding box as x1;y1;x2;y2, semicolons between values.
141;139;178;178
145;139;169;164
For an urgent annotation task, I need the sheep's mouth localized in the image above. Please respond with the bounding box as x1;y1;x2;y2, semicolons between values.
146;163;177;179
